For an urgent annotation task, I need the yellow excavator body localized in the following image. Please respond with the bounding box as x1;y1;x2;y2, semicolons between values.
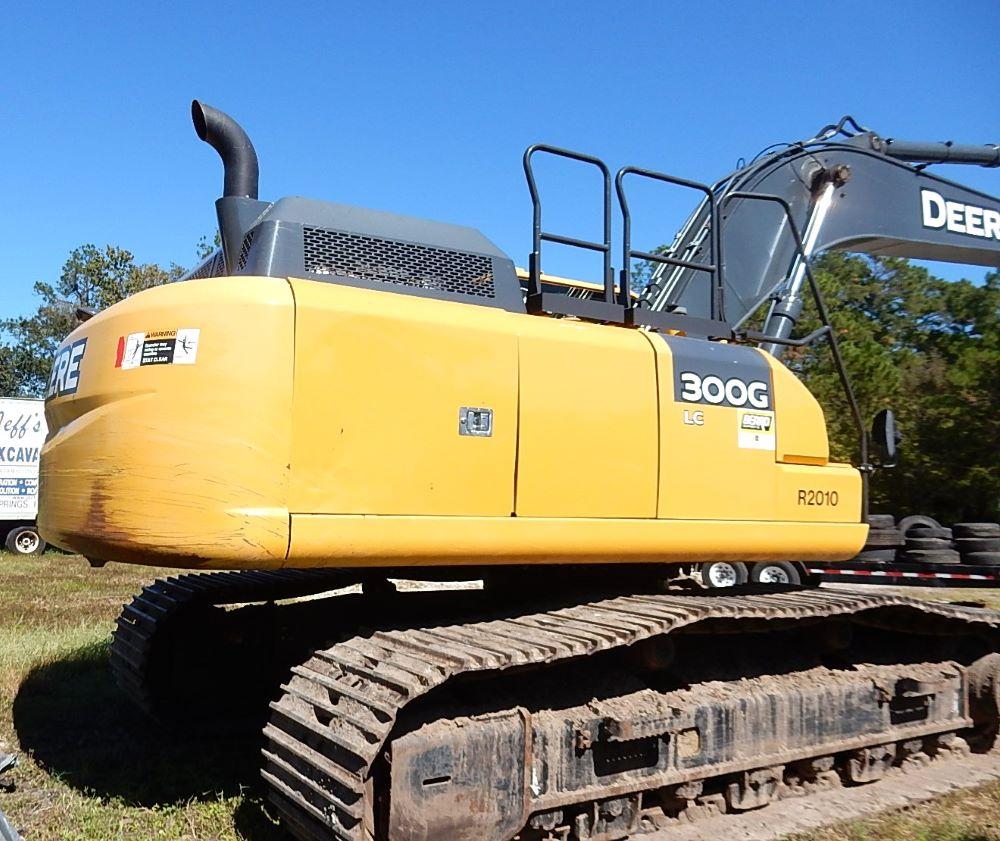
39;273;865;569
34;103;1000;841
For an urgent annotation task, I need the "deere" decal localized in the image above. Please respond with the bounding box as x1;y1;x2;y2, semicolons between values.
45;338;88;401
921;189;1000;241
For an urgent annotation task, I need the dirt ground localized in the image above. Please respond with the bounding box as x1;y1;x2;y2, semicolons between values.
1;552;999;840
657;753;1000;841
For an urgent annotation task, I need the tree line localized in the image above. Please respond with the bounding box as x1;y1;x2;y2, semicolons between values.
0;237;215;397
1;243;996;521
789;253;998;523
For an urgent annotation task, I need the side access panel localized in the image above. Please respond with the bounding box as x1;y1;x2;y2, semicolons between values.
289;281;518;516
650;334;861;527
515;319;657;518
650;334;779;520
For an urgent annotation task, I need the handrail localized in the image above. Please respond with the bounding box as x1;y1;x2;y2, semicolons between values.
615;166;722;319
523;144;615;304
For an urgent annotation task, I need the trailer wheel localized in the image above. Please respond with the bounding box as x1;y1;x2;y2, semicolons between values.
5;526;46;556
701;561;748;588
750;562;802;586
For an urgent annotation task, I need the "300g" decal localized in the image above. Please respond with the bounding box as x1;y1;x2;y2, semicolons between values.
678;372;770;410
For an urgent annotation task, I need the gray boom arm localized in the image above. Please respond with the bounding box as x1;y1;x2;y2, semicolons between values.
642;129;999;355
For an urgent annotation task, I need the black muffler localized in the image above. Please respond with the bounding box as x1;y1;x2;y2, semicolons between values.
192;100;260;199
192;100;268;274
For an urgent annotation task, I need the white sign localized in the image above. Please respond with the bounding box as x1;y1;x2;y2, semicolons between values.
737;409;776;451
0;398;47;520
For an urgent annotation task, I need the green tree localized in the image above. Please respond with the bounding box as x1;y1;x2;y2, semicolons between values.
0;244;184;397
195;230;222;260
788;253;999;522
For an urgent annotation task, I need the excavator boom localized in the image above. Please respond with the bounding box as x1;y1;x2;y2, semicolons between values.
641;121;999;351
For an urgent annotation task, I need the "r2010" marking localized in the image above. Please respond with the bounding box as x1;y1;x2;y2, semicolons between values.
797;489;839;506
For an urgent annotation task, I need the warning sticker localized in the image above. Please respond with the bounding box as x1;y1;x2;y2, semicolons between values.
737;410;776;451
173;328;200;364
116;329;200;369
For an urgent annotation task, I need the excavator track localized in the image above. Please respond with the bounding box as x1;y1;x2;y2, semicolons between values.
110;569;353;718
262;588;1000;841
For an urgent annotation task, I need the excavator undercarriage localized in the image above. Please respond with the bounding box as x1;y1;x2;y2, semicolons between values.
111;570;1000;841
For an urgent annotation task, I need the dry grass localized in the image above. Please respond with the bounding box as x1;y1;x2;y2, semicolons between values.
0;552;283;840
884;586;1000;613
788;782;1000;841
1;553;999;839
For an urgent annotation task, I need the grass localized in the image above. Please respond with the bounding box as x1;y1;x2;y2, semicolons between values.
788;783;1000;841
890;587;1000;613
1;552;999;840
0;551;284;840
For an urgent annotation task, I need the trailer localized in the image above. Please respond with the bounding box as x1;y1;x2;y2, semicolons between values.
807;560;1000;588
700;554;1000;591
0;397;47;555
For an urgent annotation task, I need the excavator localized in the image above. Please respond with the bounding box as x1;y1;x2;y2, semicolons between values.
37;102;1000;841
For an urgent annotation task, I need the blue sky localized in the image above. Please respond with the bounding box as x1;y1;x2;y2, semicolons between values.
1;0;997;322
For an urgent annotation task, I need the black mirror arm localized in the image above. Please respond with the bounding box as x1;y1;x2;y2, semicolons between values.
738;325;831;347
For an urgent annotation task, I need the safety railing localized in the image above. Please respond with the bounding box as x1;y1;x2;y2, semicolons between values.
615;166;731;338
523;144;740;336
523;144;623;323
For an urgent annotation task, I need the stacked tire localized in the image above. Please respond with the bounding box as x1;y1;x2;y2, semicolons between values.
900;522;960;565
855;514;902;563
953;523;1000;567
851;514;999;567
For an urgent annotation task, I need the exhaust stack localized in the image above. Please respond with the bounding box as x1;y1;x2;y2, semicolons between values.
192;100;260;198
191;100;268;274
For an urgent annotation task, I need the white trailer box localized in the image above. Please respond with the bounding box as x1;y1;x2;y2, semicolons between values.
0;397;47;554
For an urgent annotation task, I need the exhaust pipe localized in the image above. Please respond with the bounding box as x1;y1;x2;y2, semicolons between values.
191;100;268;274
191;100;259;198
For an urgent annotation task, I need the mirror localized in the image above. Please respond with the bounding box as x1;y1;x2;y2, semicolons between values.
871;409;901;467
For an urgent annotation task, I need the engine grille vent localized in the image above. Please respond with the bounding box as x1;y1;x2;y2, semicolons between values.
185;250;227;280
303;227;495;299
237;231;254;271
186;261;213;281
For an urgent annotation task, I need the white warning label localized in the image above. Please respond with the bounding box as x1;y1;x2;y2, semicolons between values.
738;410;776;451
116;329;200;369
